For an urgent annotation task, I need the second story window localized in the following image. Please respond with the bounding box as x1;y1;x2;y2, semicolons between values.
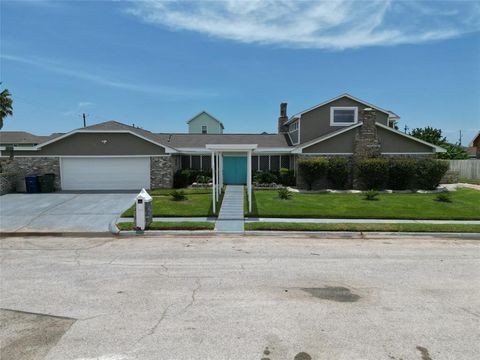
202;125;207;134
330;107;358;126
290;121;298;132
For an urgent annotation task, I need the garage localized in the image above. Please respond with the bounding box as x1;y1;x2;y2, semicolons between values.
61;157;150;190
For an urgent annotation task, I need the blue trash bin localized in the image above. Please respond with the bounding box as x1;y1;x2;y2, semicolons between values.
25;175;40;193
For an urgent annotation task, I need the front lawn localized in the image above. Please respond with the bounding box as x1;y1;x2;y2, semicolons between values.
245;222;480;233
122;189;222;217
247;188;480;220
117;221;214;231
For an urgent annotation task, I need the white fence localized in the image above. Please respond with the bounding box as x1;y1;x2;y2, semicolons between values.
448;160;480;179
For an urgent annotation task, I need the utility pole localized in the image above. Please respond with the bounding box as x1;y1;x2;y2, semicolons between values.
404;125;409;134
458;130;463;145
82;113;88;127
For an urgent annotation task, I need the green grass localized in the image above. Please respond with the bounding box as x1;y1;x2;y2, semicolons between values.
117;221;215;231
459;178;480;185
245;222;480;233
149;188;211;195
122;188;223;217
246;188;480;220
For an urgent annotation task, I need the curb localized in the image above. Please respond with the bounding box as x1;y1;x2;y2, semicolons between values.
0;231;115;238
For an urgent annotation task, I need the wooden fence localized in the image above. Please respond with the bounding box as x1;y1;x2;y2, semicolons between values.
448;160;480;179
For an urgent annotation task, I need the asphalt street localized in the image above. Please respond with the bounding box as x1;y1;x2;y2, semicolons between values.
1;234;479;360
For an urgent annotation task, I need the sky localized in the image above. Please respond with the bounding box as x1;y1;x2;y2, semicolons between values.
1;0;479;144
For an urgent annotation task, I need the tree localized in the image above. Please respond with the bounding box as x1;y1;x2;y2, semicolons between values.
410;126;469;160
0;84;13;129
410;126;446;145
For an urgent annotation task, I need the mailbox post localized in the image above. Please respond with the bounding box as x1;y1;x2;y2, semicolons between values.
135;189;153;230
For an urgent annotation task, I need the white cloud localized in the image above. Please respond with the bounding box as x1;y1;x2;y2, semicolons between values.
125;0;480;50
63;101;94;116
1;54;216;98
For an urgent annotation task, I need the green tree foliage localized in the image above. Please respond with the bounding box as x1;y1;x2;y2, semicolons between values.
410;126;469;159
0;84;13;129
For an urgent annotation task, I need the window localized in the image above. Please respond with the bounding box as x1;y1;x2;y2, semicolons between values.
201;125;207;134
290;121;298;132
270;156;280;171
181;155;190;169
191;156;201;170
281;155;290;170
201;155;211;171
260;156;269;171
330;107;358;126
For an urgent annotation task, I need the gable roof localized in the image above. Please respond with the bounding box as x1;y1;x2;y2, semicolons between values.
37;121;178;153
286;93;400;125
469;131;480;146
292;121;446;153
186;111;225;129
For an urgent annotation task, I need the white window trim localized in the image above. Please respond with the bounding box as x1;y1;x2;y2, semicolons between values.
330;107;358;126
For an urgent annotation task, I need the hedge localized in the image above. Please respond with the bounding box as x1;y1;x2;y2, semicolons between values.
298;157;328;190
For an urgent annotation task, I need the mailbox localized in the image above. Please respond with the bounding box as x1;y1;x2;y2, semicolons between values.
135;188;153;230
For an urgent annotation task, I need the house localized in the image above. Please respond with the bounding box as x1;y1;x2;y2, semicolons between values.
187;111;224;134
467;131;480;158
0;94;444;195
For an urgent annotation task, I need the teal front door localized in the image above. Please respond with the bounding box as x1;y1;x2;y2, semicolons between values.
223;156;247;185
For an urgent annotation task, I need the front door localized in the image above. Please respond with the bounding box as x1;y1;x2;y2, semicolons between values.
223;156;247;185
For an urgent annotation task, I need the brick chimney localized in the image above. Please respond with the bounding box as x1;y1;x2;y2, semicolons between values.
354;108;381;158
278;102;288;133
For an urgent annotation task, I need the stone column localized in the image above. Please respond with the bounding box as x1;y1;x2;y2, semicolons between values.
353;108;381;188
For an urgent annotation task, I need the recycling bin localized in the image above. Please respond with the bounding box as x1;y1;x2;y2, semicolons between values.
25;175;40;193
38;173;55;193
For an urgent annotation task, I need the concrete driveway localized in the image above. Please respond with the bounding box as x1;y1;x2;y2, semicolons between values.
0;193;136;232
1;235;479;359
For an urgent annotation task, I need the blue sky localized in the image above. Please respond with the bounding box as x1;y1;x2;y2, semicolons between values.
1;0;479;144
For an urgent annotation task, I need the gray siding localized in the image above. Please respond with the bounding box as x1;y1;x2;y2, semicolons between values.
303;128;356;153
299;96;389;144
17;133;166;156
377;127;434;153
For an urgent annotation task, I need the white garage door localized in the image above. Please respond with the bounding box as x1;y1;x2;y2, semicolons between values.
61;157;150;190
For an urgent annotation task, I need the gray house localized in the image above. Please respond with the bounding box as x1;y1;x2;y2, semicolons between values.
187;111;224;134
0;94;444;194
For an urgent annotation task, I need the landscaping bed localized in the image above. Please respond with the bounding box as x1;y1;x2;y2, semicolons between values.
117;221;215;231
245;222;480;233
247;188;480;220
122;188;222;217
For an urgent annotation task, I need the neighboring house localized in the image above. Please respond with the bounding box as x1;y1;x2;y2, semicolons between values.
187;111;224;134
0;94;444;191
467;131;480;158
0;131;62;148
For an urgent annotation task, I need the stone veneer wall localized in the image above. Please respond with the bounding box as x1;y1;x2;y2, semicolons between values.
0;157;61;191
0;173;16;194
150;156;177;188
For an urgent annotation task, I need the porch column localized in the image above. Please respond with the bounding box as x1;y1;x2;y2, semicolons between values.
211;150;216;213
219;153;224;192
216;152;220;200
247;150;252;213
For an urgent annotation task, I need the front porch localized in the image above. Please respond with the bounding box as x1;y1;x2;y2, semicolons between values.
206;144;257;213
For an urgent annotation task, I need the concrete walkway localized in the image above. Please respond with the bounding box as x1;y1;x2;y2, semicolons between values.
215;185;244;232
245;218;480;224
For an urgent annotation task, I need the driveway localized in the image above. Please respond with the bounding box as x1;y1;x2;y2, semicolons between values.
1;235;479;359
0;193;135;232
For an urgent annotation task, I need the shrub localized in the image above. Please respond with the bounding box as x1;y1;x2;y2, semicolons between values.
357;158;389;190
415;159;449;190
298;157;328;190
196;175;211;184
387;159;416;190
277;187;292;200
363;190;379;201
253;170;278;184
173;170;191;188
327;158;350;189
435;192;452;203
170;190;187;201
279;168;296;186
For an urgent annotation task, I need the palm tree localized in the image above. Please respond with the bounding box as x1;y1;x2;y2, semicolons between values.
0;84;13;129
